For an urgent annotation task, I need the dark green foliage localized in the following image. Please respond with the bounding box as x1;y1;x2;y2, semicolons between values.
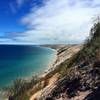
50;18;100;77
67;18;100;68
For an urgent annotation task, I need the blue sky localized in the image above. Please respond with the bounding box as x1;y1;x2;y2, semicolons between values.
0;0;100;44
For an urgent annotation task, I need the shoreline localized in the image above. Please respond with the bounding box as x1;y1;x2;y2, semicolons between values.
0;46;58;100
39;44;82;77
0;44;82;100
25;46;58;80
42;47;57;77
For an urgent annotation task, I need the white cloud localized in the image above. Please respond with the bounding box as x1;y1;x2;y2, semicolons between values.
12;0;100;44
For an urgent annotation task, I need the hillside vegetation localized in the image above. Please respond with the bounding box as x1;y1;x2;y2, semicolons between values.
40;19;100;100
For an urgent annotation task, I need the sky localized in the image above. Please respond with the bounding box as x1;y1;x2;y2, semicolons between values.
0;0;100;44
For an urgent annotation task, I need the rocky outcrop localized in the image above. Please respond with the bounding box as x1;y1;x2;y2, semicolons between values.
40;59;100;100
84;86;100;100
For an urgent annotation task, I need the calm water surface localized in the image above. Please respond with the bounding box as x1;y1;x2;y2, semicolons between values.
0;45;56;88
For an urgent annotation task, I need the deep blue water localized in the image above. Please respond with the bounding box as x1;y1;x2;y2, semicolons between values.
0;45;56;88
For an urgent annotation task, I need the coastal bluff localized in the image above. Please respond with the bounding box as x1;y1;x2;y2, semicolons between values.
30;20;100;100
30;44;82;100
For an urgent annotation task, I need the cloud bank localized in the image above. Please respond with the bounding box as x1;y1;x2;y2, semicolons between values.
6;0;100;44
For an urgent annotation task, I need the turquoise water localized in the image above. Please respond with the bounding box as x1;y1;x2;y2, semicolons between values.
0;45;56;88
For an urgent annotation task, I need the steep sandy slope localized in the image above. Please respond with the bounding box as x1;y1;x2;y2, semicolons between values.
30;44;82;100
